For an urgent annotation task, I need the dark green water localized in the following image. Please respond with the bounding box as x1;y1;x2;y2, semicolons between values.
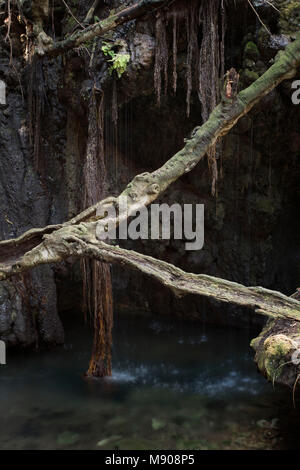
0;312;299;450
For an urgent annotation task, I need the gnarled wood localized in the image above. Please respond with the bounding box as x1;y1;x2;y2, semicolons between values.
37;0;169;56
1;33;300;263
1;34;300;322
0;223;299;320
2;32;300;262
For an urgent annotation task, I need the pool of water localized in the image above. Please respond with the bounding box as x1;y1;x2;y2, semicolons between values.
0;311;300;450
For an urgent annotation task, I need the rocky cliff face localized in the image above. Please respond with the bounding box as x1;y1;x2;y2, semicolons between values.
0;0;299;346
0;34;65;345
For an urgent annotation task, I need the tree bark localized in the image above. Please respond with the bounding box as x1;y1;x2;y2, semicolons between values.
1;32;300;261
36;0;169;56
1;224;300;319
84;0;101;25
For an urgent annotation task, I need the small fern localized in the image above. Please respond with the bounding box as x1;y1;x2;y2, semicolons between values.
101;42;130;78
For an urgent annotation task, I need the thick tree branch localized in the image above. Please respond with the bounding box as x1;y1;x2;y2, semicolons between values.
38;0;169;56
1;33;300;322
78;31;300;244
0;223;299;320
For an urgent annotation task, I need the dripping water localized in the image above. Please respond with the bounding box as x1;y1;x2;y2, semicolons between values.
154;11;168;106
172;11;178;94
185;1;199;118
28;56;46;174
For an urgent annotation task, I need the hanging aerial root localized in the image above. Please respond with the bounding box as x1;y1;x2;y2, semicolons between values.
207;143;218;196
185;0;198;117
86;261;113;378
82;91;113;378
172;11;178;94
154;10;168;105
198;0;221;122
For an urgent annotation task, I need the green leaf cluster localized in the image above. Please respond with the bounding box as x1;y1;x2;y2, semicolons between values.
101;42;130;78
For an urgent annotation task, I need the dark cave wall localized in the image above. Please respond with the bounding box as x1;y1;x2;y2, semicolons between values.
0;50;66;345
0;0;299;345
110;84;300;327
108;1;300;325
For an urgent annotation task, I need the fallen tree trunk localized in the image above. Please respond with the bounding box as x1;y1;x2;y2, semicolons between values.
0;223;300;320
1;219;300;388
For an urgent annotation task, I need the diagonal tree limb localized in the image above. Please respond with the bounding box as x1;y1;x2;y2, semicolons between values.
1;32;300;265
0;33;300;328
0;223;299;320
